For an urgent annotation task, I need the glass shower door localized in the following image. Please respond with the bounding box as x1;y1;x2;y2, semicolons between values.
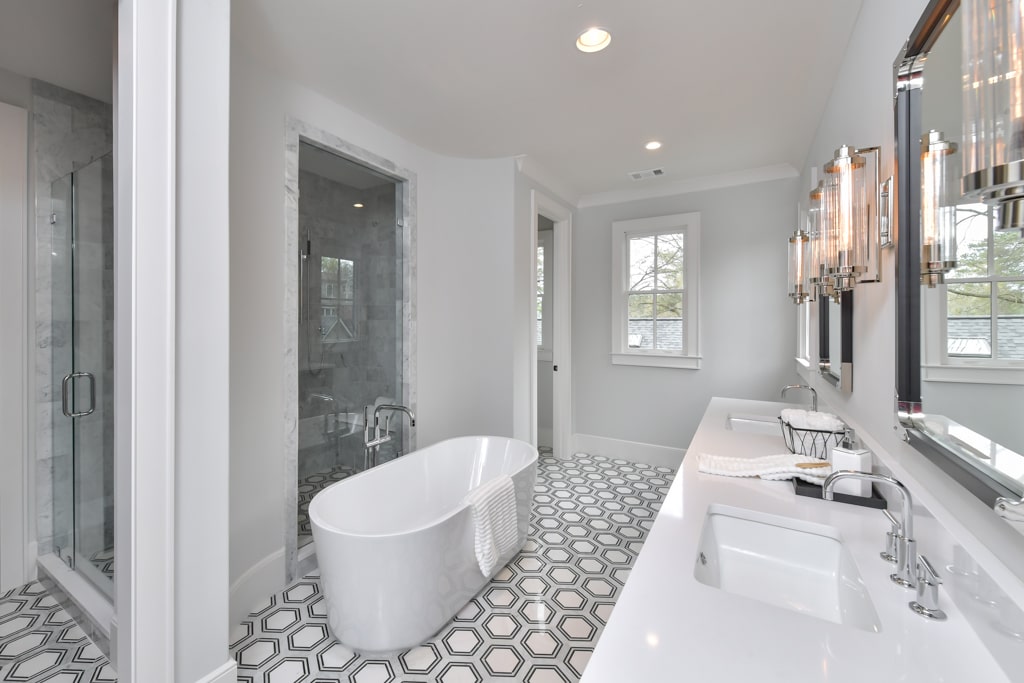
50;155;115;598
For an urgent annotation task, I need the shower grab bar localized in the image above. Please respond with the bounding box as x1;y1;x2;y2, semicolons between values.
61;371;96;418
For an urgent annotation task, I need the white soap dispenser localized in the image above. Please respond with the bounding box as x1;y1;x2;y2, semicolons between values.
829;431;872;497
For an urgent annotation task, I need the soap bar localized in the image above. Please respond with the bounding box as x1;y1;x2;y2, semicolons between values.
830;445;872;496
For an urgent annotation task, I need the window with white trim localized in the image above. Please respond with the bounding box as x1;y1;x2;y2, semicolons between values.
923;203;1024;383
611;212;701;369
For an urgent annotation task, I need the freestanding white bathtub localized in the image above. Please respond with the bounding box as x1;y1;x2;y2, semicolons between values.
309;435;538;653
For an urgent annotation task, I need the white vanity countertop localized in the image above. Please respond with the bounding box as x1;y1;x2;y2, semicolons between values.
582;397;1009;683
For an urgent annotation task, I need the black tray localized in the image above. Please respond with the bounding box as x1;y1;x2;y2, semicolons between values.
792;478;888;509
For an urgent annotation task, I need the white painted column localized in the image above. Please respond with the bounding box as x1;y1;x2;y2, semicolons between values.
0;101;29;592
174;0;235;680
115;0;177;678
115;0;234;680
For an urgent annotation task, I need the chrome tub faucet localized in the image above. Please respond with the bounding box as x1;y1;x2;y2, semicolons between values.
364;404;416;467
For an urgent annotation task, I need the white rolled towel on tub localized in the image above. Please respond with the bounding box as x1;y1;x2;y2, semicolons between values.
465;474;520;576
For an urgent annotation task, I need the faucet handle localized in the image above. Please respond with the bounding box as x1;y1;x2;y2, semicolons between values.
995;496;1024;522
909;554;947;621
881;509;900;564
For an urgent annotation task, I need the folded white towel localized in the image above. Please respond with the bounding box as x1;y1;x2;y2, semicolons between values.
697;452;832;485
465;475;520;577
780;409;845;433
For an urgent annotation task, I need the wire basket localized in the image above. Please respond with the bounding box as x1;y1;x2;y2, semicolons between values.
778;417;847;460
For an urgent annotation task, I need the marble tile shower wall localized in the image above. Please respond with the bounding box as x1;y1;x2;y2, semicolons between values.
31;80;113;558
297;170;400;477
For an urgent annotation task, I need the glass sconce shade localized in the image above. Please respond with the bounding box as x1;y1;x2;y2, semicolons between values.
921;130;959;287
807;181;836;300
961;0;1024;236
788;230;810;303
824;145;870;291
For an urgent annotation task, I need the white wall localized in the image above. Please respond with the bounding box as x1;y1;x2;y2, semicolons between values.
0;66;30;109
229;48;518;623
0;101;28;591
572;177;800;453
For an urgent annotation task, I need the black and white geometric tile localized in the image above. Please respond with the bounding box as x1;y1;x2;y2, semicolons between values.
297;465;359;542
88;550;114;582
0;582;115;683
234;453;676;682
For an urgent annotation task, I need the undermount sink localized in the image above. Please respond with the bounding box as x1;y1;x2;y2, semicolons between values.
725;413;783;437
694;504;880;632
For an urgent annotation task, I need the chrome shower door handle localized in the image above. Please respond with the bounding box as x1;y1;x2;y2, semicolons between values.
61;371;96;418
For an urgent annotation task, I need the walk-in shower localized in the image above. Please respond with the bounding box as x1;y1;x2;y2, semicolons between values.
294;140;411;549
48;152;115;597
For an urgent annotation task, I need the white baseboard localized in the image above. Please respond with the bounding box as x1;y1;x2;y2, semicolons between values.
194;659;238;683
229;547;285;629
572;433;685;469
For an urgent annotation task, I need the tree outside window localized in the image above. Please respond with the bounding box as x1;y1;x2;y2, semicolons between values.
945;205;1024;361
627;232;685;353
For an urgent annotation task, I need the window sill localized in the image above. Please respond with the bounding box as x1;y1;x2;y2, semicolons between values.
611;352;701;370
922;363;1024;386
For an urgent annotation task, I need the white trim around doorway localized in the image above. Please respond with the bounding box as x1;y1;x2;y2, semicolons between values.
530;191;573;460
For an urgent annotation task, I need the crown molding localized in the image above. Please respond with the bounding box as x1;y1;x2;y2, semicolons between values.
577;163;799;209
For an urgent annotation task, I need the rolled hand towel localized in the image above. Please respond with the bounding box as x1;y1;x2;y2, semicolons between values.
697;452;832;485
780;409;845;433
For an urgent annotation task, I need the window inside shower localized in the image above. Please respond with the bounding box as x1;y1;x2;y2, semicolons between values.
295;141;405;548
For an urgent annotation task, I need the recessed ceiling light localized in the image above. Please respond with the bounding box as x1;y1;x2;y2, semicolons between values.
576;27;611;53
645;141;662;151
353;203;364;208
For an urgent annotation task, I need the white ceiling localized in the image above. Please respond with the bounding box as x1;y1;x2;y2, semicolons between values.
0;0;114;103
235;0;864;200
0;1;864;201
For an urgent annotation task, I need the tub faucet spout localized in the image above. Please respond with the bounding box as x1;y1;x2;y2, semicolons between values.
365;404;417;467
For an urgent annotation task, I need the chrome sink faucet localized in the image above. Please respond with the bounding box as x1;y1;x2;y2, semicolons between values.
781;384;817;412
823;471;917;589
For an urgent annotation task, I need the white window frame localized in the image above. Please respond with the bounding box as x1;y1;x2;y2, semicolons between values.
537;230;553;361
610;212;701;369
922;204;1024;385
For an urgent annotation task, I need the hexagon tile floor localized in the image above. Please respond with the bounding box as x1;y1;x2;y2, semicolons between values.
0;581;115;682
232;453;676;682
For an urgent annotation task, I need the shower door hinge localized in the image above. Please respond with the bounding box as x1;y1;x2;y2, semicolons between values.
49;213;57;225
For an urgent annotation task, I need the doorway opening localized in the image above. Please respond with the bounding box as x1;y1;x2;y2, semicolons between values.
531;192;572;459
283;121;417;582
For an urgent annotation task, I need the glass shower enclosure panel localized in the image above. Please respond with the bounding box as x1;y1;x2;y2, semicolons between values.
50;155;115;597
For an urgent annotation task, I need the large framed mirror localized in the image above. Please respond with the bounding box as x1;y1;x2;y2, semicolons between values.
896;0;1024;505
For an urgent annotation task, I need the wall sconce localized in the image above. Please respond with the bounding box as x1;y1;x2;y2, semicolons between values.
824;145;873;292
807;181;838;302
961;0;1024;238
920;130;958;287
788;228;810;304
